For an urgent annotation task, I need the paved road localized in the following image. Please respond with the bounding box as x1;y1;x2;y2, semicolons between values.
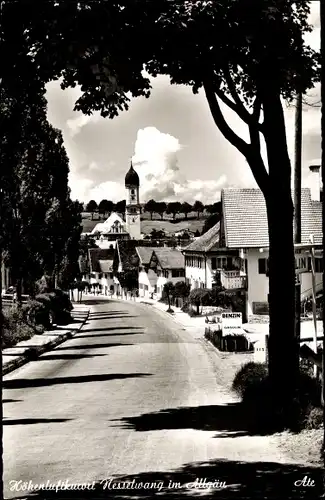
3;298;321;499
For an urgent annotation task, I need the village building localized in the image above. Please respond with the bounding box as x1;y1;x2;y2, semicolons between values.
81;248;115;294
83;161;143;249
137;247;158;299
183;187;322;317
148;248;186;299
112;240;185;300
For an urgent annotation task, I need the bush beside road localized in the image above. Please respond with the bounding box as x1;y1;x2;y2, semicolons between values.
2;304;90;375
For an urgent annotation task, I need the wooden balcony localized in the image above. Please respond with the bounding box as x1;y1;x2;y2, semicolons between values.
219;269;247;290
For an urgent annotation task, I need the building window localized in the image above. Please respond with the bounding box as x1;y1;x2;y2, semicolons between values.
131;189;135;195
258;258;267;274
144;284;148;291
98;273;103;279
104;273;108;279
315;258;323;273
172;269;185;278
211;257;217;270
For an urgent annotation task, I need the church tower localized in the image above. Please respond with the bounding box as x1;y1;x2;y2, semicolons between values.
125;161;141;239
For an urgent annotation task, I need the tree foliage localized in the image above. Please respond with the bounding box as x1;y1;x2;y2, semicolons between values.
144;199;157;219
181;202;193;219
155;202;167;220
193;200;204;219
166;201;182;220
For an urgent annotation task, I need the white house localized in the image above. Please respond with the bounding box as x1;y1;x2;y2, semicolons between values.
136;247;157;299
183;221;245;291
85;248;115;294
183;187;322;318
148;248;185;299
90;212;130;249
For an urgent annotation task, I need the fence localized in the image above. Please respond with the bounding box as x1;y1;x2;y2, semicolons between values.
205;326;253;352
2;294;29;308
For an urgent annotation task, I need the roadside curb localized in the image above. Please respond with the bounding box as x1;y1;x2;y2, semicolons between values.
2;308;90;376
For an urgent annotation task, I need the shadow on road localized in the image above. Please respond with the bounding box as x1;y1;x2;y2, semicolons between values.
88;311;130;317
32;353;109;361
54;343;133;351
112;403;297;438
89;315;138;320
3;418;72;426
3;373;151;390
7;458;323;498
80;327;144;333
76;332;144;339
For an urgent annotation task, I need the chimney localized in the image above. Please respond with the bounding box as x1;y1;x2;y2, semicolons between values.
308;164;322;201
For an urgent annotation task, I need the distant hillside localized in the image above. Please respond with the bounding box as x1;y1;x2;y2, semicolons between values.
81;211;207;234
140;219;206;235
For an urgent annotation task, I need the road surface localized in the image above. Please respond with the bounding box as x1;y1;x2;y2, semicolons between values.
3;298;321;499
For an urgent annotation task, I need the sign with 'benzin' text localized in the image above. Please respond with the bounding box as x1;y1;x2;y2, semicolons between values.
221;312;242;334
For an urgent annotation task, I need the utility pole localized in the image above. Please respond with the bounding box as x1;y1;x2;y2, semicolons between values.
294;91;302;345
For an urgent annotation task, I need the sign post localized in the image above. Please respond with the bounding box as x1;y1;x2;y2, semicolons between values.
221;312;243;336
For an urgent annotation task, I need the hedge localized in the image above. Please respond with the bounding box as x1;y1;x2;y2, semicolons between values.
2;307;42;349
231;361;322;432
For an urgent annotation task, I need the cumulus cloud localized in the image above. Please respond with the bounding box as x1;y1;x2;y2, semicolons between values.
132;127;228;204
67;115;95;137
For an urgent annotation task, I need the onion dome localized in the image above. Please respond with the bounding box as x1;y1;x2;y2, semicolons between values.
125;162;139;187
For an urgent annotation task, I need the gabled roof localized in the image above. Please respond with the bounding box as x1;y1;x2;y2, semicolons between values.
136;247;156;265
183;222;220;253
90;212;128;235
222;188;322;248
150;248;185;269
88;248;115;273
115;240;140;271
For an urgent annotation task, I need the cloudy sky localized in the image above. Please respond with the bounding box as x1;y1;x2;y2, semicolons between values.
46;2;321;205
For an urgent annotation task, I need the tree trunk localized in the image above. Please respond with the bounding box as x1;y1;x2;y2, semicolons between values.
16;276;23;308
262;88;300;425
150;212;153;220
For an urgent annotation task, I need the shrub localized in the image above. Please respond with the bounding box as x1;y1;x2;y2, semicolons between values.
2;307;36;349
35;290;73;326
188;308;201;317
304;406;323;430
232;361;322;432
232;362;268;399
53;288;73;312
23;300;50;329
222;334;253;352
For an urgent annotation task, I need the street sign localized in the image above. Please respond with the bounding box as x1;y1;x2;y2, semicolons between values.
221;312;242;335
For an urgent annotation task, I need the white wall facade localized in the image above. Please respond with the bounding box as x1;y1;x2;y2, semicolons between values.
156;271;186;298
300;272;323;299
245;249;269;316
138;269;157;298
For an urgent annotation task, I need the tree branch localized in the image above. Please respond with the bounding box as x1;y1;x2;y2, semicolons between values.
247;125;269;193
204;77;269;193
203;79;250;158
222;67;253;124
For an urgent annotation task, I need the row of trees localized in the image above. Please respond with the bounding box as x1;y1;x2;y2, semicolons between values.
1;86;83;305
85;199;221;221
